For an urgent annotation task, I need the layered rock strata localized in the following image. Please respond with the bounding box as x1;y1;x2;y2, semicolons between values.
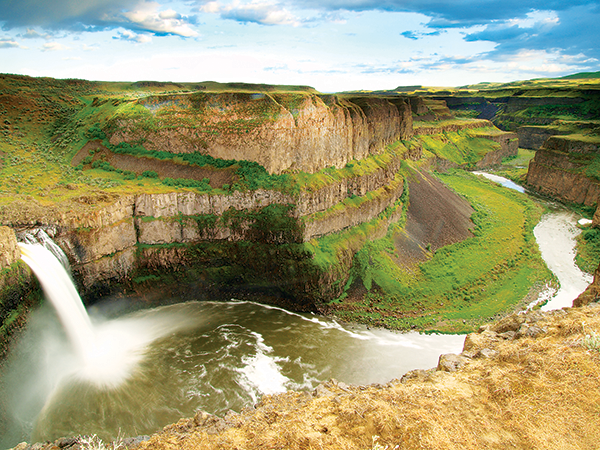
526;136;600;206
412;118;491;136
108;93;413;175
39;153;405;294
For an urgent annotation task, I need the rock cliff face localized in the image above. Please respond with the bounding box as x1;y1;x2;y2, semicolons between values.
0;96;518;316
412;119;490;136
517;126;565;150
526;137;600;206
0;226;38;357
108;93;413;175
475;130;519;166
436;95;590;130
0;226;20;268
0;152;405;305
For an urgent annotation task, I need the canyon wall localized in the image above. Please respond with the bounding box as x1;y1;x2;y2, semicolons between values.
59;159;407;295
0;92;520;325
107;93;412;175
526;136;600;207
0;226;38;357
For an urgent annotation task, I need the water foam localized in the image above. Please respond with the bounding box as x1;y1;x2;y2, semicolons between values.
18;243;204;388
236;331;290;402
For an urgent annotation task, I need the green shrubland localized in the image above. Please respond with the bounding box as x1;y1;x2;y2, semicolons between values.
326;169;553;333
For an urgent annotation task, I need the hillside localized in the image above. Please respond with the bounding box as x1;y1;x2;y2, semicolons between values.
0;73;539;336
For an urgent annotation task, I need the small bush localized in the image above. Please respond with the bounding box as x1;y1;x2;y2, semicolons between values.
141;170;158;178
582;325;600;352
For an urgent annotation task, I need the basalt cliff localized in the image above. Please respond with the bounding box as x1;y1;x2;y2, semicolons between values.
0;76;517;339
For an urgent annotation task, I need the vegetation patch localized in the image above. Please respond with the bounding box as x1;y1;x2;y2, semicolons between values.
490;148;536;183
327;170;552;333
419;128;502;168
576;226;600;273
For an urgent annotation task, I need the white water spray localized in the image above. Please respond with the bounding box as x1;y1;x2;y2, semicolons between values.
17;242;204;389
19;243;94;362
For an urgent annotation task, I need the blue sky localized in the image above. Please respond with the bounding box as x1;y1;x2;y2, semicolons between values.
0;0;599;92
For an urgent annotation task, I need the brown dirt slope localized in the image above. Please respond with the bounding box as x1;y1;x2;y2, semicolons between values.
132;304;600;450
72;141;237;187
394;170;474;266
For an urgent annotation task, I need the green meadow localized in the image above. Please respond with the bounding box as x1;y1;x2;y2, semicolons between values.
324;168;553;333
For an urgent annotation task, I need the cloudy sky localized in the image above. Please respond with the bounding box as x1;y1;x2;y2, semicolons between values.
0;0;599;92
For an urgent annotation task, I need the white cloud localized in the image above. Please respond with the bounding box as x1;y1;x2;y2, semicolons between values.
507;10;559;29
20;28;52;40
201;2;222;14
203;1;301;26
115;29;153;43
41;42;70;52
120;1;198;36
0;38;23;49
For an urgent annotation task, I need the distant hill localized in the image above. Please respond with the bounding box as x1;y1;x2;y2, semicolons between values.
561;71;600;79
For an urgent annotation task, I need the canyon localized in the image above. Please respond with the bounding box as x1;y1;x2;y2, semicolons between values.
2;73;600;449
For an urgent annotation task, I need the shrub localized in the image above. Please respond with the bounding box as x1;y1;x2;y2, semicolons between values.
86;123;106;140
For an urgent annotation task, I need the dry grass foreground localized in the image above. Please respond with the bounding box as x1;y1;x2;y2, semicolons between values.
135;304;600;450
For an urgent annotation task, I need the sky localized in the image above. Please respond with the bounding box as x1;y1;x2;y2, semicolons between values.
0;0;599;92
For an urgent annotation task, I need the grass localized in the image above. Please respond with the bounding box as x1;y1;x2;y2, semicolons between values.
327;169;553;333
489;148;535;183
575;226;600;273
295;145;404;193
582;326;600;353
418;128;502;168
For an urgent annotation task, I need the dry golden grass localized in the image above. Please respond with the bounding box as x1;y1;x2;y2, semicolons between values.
135;305;600;450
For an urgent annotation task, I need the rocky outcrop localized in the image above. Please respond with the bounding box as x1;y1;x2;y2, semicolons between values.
108;93;413;175
526;138;600;206
297;156;403;216
543;135;600;154
303;174;405;241
0;226;20;268
517;126;565;150
412;118;490;136
135;190;294;218
574;261;600;307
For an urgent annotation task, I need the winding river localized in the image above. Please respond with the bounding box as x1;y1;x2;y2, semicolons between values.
0;173;593;447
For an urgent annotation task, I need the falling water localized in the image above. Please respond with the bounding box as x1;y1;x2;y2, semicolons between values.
18;243;94;362
16;241;207;390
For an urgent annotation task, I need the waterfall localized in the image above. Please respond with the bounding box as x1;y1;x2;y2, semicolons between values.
16;235;196;389
18;242;95;363
21;229;71;273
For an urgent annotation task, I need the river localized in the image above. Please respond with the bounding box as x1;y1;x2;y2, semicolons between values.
473;171;593;310
0;172;593;447
0;296;465;446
